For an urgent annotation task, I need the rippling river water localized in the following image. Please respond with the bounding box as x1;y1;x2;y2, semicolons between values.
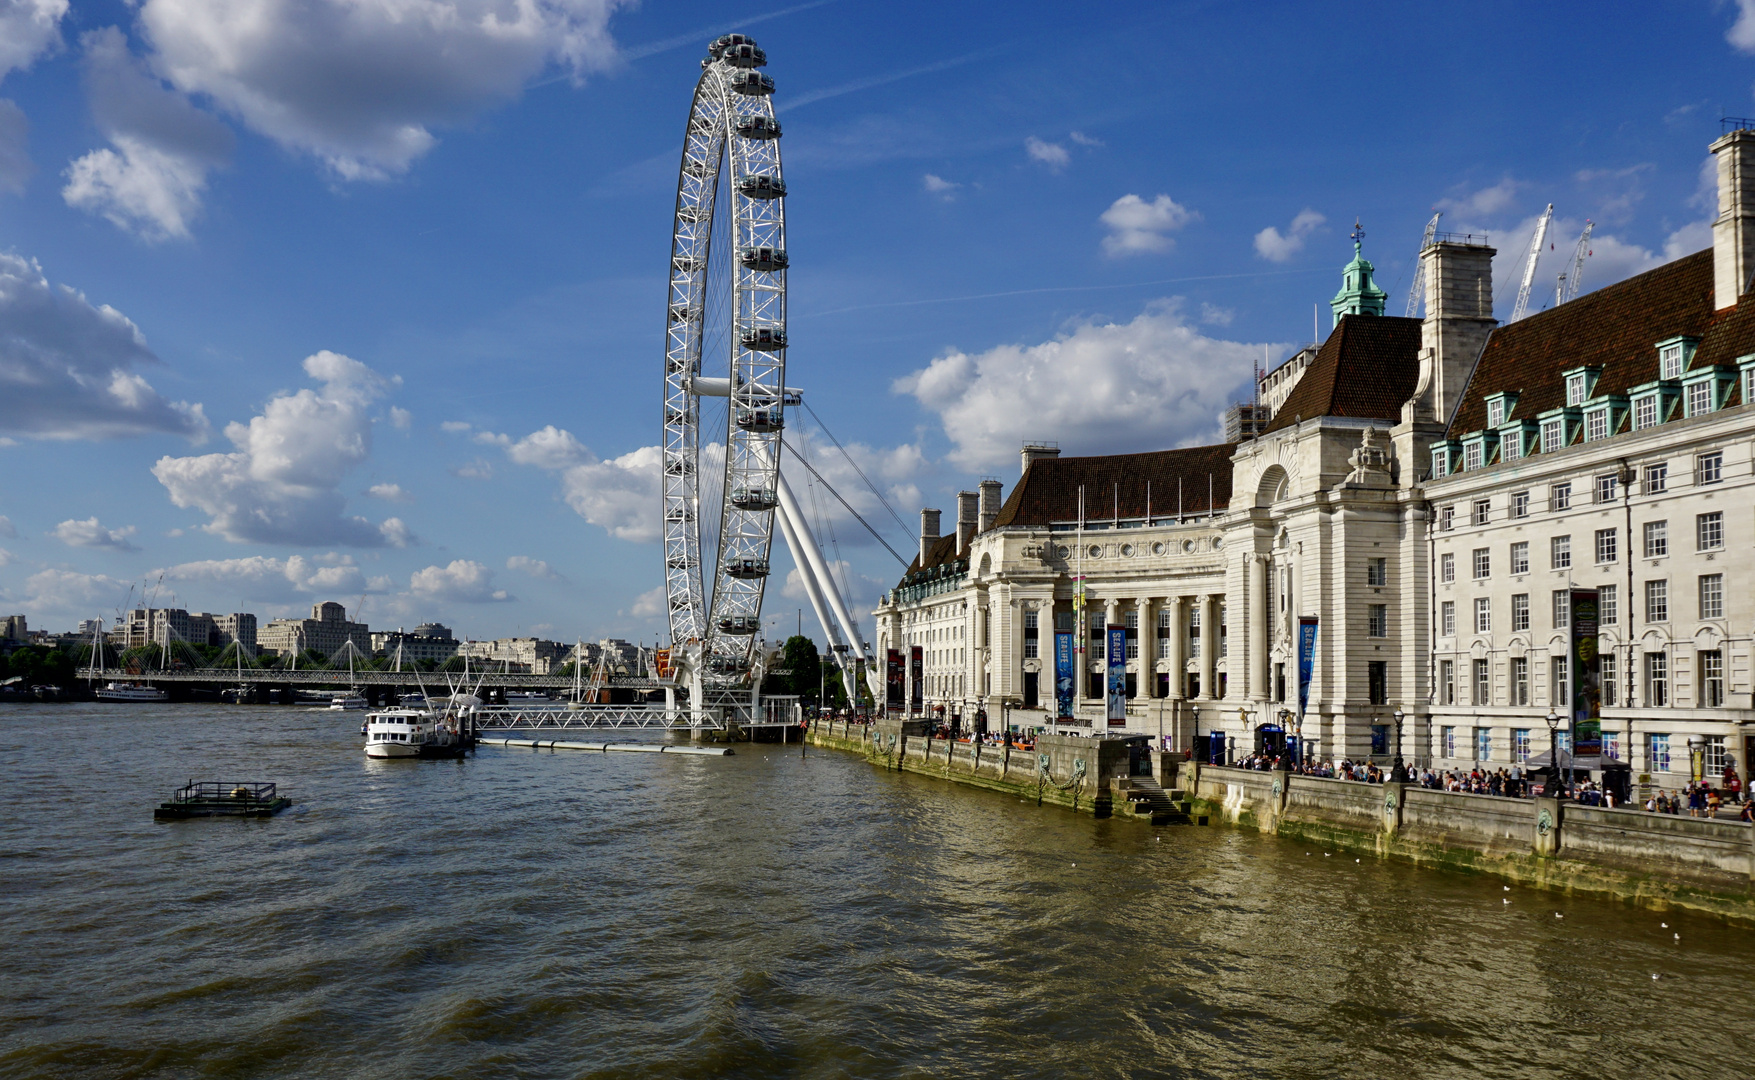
3;704;1752;1079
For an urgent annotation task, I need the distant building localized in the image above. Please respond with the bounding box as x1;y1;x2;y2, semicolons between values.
124;608;256;650
371;630;459;664
2;615;25;643
1222;402;1272;443
76;619;104;638
457;637;572;674
412;623;454;641
259;602;370;658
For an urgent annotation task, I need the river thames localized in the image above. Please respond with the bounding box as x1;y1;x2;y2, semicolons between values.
2;704;1751;1079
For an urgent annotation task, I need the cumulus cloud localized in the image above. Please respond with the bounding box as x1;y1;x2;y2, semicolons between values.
388;406;412;430
152;350;409;545
0;0;67;79
896;300;1275;471
0;99;31;195
1101;194;1196;256
366;482;410;502
1199;302;1235;326
507;555;564;581
158;553;371;603
410;559;510;603
923;173;959;199
1025;135;1068;169
133;0;627;180
451;458;494;480
1481;212;1706;319
1252;209;1325;263
1068;130;1104;147
52;516;139;551
0;252;209;440
496;425;661;542
630;586;665;617
0;514;15;538
61;28;234;241
20;567;128;618
1730;0;1755;52
1437;179;1519;219
0;547;11;567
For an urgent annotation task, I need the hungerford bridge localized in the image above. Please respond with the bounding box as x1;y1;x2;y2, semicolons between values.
79;36;884;735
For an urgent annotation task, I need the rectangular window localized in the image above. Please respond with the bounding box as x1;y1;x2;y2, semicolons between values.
1600;584;1618;625
1550;482;1571;511
1687;379;1713;417
1473;660;1490;706
1644;520;1667;557
1510;541;1529;575
1440;661;1455;705
1553;654;1570;705
1601;652;1618;707
1643;462;1667;493
1156;607;1170;659
1219;604;1227;658
1511;593;1530;631
1473;548;1490;579
1368;661;1388;705
1746;367;1755;411
1645;579;1668;622
1700;573;1724;619
1474;597;1492;633
1023;611;1039;660
1476;725;1493;761
1701;650;1725;707
1441;724;1456;757
1513;728;1532;762
1595;528;1617;563
1566;372;1587;405
1646;653;1669;707
1367;604;1387;637
1471;499;1490;525
1439;505;1454;531
1441;600;1455;637
1660;344;1683;379
1595;474;1618;502
1634;395;1658;430
1649;733;1671;772
1697;511;1723;551
1542;419;1565;453
1511;656;1529;706
1696;451;1722;485
1464;442;1482;471
1432;448;1450;476
1553;590;1571;629
1440;552;1455;583
1511;491;1530;518
1586;410;1608;441
1503;433;1523;462
1366;557;1387;586
1487;398;1505;427
1551;535;1571;569
1188;607;1200;658
1706;735;1728;776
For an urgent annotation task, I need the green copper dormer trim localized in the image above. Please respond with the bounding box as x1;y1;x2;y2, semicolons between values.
1483;391;1519;428
1654;335;1700;380
1560;365;1602;407
1330;220;1388;326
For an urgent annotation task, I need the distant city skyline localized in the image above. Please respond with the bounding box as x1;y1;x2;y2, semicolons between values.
4;1;1755;646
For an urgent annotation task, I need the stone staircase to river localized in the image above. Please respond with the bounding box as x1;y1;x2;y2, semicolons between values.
1122;777;1195;826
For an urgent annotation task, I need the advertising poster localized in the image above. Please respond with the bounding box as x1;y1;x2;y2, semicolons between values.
909;645;923;713
885;649;903;712
1054;630;1074;718
654;648;672;680
1106;624;1127;725
1570;588;1602;756
1297;617;1318;720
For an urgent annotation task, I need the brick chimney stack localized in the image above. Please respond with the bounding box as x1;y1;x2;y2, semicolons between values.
1416;238;1497;424
918;508;941;568
955;491;978;556
1711;127;1755;310
978;478;1002;532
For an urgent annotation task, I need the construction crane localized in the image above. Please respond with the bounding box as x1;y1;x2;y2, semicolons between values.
1403;211;1443;317
1554;219;1594;307
1509;203;1553;322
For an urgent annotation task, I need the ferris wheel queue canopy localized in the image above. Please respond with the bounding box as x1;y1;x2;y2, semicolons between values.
662;34;788;685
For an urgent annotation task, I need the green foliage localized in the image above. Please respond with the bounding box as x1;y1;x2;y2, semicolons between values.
2;646;74;686
762;635;822;701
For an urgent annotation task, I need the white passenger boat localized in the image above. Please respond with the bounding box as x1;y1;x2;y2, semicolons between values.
362;698;477;759
328;693;369;711
95;682;169;702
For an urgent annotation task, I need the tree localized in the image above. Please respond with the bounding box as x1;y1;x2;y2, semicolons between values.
762;635;822;702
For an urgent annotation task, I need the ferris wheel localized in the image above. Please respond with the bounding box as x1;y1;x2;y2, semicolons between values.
661;34;793;683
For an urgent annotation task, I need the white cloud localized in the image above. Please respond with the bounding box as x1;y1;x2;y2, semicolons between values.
20;568;128;618
61;28;234;241
134;0;628;180
409;559;510;603
1025;135;1068;169
1101;193;1196;256
1199;302;1235;326
366;482;410;502
0;0;67;79
507;555;564;581
1730;0;1755;52
1437;178;1519;219
451;458;494;480
0;252;209;440
1068;130;1104;147
52;516;139;551
388;406;412;430
0;514;15;538
152;350;408;545
1252;208;1325;263
158;553;369;603
896;300;1275;471
0;547;11;567
1663;219;1713;261
923;172;959;199
499;425;661;542
440;420;473;434
630;585;664;617
378;516;415;547
0;99;31;195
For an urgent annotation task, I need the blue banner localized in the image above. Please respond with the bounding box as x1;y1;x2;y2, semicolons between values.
1297;617;1318;719
1054;631;1074;718
1106;625;1127;725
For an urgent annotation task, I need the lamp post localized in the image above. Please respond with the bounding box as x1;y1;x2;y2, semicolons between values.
1391;706;1408;782
1545;708;1563;797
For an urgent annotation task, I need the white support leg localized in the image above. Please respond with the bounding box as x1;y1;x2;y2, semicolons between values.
777;472;868;666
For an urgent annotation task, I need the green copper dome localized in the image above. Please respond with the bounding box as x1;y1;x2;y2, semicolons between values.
1331;220;1388;325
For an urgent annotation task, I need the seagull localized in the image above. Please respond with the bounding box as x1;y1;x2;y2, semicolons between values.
1504;886;1511;892
1652;973;1661;980
1555;913;1564;919
1503;899;1511;904
1674;933;1681;941
1662;922;1669;928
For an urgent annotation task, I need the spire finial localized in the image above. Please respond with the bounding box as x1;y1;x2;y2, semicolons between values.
1351;218;1365;255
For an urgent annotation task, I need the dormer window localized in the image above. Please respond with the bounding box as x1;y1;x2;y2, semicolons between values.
1502;432;1522;461
1486;398;1505;427
1463;441;1482;471
1566;373;1587;405
1541;418;1565;453
1686;380;1712;417
1585;407;1609;442
1659;343;1684;380
1633;394;1658;430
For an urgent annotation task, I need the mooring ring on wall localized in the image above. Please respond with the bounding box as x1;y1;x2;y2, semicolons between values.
1383;792;1397;817
1536;807;1555;837
1272;779;1283;799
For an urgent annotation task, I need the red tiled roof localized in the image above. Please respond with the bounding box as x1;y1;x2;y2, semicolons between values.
990;443;1235;529
1262;314;1424;433
1447;248;1751;437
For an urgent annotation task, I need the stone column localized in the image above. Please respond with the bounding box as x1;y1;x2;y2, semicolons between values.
1136;596;1155;697
1197;594;1217;701
1166;596;1185;701
974;592;989;701
1250;554;1269;702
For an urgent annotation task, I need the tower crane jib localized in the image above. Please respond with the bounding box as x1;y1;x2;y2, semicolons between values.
1404;211;1442;318
1510;203;1553;322
1556;220;1594;306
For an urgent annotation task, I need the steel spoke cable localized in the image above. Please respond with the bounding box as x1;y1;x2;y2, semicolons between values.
782;440;908;567
800;399;911;536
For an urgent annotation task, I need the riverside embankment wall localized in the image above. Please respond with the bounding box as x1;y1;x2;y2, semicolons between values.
1187;763;1755;921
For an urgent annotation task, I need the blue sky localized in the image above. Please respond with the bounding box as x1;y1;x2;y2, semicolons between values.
2;0;1753;647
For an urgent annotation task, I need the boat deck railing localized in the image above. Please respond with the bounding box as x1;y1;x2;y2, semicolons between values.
167;781;280;804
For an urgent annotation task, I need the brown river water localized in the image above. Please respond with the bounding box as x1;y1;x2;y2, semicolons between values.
2;703;1751;1080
